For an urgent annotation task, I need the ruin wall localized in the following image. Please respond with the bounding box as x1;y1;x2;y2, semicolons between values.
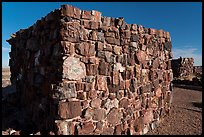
171;57;194;80
7;4;173;135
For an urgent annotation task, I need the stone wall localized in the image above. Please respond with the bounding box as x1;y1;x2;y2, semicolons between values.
193;66;202;75
7;4;173;135
171;57;194;80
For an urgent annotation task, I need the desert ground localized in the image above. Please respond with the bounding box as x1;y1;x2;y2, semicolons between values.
146;87;202;135
2;68;202;135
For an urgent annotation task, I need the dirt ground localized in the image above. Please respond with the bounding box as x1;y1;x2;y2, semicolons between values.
146;87;202;135
2;68;202;135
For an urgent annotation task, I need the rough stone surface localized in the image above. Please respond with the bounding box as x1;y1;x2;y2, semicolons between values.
58;101;82;119
63;57;86;80
107;108;123;126
90;98;102;108
78;121;95;135
7;4;173;135
171;57;194;80
84;108;106;121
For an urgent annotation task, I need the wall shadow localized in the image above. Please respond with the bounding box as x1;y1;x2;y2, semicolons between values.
173;80;202;92
192;102;202;108
2;85;39;135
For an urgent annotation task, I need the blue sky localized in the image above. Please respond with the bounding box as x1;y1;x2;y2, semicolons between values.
2;2;202;67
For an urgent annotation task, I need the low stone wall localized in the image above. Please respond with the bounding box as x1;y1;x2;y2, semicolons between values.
7;4;173;135
171;57;194;80
193;66;202;75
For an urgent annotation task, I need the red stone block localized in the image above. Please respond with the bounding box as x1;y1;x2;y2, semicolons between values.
113;46;122;55
148;28;156;35
77;91;87;100
60;41;75;55
105;32;115;37
90;21;99;30
81;10;92;20
119;80;125;90
121;30;131;39
91;10;101;23
105;37;120;45
82;20;98;30
58;101;82;119
119;98;129;108
78;121;95;135
84;83;93;91
131;24;137;31
109;93;116;100
96;41;104;51
61;4;81;19
102;16;111;26
81;100;89;109
131;34;139;42
114;124;122;135
89;30;98;41
107;108;122;126
136;50;147;62
124;79;130;89
112;71;119;85
101;127;115;135
86;64;98;76
87;90;98;99
75;42;95;57
157;29;164;38
133;117;143;133
104;44;112;52
138;25;144;34
98;60;110;75
96;51;106;59
95;121;104;132
155;87;162;98
152;58;159;69
105;37;114;44
127;52;136;66
90;98;101;108
75;82;85;91
89;57;99;64
92;108;106;121
96;75;108;91
122;45;129;54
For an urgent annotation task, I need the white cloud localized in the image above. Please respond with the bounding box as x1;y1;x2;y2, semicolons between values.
2;46;10;52
172;47;202;66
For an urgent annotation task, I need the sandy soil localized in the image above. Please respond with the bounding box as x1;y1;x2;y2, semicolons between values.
146;87;202;135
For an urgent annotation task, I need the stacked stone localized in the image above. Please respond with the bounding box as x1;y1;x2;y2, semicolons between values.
171;57;194;80
7;4;173;135
193;66;202;75
7;8;63;133
193;66;202;86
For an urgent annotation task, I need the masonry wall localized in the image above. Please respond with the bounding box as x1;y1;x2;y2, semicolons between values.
171;57;194;80
193;66;202;75
7;4;173;135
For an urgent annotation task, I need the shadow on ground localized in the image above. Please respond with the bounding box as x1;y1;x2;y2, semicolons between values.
192;102;202;108
2;85;38;135
173;80;202;91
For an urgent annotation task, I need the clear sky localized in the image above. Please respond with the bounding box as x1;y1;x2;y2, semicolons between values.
2;2;202;67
